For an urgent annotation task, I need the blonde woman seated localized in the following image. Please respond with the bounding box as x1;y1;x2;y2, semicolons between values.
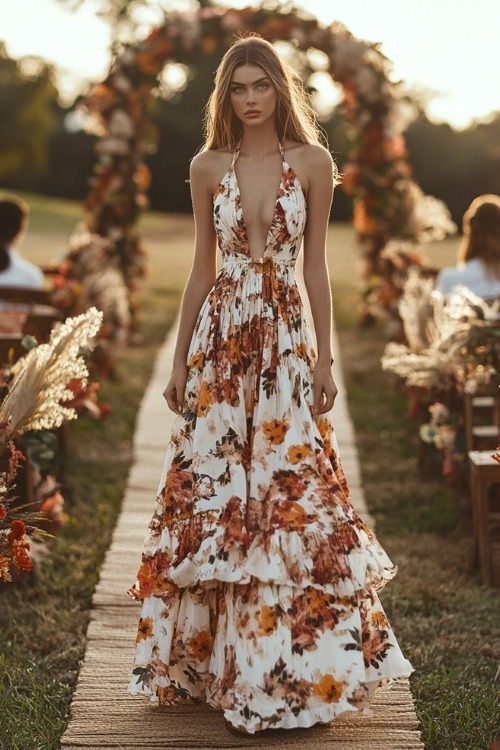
436;194;500;300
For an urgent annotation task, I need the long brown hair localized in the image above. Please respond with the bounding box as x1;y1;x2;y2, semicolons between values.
458;194;500;278
203;35;325;152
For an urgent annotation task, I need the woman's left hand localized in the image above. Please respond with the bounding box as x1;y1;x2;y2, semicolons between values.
312;360;338;415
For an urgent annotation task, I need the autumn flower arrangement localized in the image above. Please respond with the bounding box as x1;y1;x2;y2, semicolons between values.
382;272;500;480
53;4;453;336
0;308;102;582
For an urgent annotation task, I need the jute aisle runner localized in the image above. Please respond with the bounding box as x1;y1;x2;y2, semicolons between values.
61;319;423;750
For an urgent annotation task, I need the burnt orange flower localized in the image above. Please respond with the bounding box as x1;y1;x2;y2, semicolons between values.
262;418;289;445
312;673;343;703
287;444;309;464
256;605;278;636
186;630;213;661
189;352;205;369
371;610;388;628
197;380;213;417
279;500;308;530
0;504;6;520
136;616;153;642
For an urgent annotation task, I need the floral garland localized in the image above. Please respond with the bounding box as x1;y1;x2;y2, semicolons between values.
57;4;455;336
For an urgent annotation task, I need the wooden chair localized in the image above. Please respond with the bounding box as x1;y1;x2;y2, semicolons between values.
0;334;25;364
468;450;500;588
464;392;500;452
0;285;53;306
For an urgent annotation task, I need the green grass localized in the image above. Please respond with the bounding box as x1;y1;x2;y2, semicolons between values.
1;192;498;749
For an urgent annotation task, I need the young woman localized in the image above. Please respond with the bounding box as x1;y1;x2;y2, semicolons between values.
128;35;412;735
0;196;44;289
436;194;500;299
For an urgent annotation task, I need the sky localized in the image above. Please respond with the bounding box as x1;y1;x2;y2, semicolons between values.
1;0;499;129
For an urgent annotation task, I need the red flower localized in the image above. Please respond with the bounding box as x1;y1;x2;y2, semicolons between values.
8;519;26;543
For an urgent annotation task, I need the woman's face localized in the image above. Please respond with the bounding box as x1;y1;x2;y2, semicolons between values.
229;64;277;127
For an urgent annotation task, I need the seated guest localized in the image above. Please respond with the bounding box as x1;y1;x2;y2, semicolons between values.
436;194;500;299
0;196;44;289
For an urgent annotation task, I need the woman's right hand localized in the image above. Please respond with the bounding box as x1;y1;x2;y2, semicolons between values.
163;365;188;414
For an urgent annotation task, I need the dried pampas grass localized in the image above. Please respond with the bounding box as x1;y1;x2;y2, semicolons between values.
0;307;103;454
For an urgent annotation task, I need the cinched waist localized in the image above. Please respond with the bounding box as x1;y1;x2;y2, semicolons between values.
222;254;296;269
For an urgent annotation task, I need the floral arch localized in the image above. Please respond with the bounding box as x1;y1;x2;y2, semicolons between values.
55;4;454;339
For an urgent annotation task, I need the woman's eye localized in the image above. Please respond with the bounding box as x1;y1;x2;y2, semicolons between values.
258;83;269;90
231;87;243;94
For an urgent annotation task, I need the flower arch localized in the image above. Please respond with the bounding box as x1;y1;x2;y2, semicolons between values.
54;4;454;338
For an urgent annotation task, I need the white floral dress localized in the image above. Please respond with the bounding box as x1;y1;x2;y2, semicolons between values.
127;143;413;733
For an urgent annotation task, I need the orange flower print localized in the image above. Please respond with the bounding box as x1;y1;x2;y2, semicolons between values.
256;605;278;636
136;616;153;642
287;444;310;464
197;380;213;417
262;418;289;445
186;630;213;661
189;352;205;369
371;610;388;629
312;673;344;703
278;500;308;530
294;343;308;360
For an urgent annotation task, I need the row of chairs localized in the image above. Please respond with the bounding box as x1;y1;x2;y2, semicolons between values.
465;393;500;588
0;285;61;362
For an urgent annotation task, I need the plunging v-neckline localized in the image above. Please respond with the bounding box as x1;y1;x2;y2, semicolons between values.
232;143;285;259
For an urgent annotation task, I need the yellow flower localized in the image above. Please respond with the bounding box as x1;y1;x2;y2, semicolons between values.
372;610;388;628
189;352;205;369
262;418;289;445
287;444;309;464
312;674;344;703
197;380;213;417
186;630;213;661
256;605;278;636
136;616;153;642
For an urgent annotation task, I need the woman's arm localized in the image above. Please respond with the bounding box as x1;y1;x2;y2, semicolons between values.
163;152;218;413
302;145;338;415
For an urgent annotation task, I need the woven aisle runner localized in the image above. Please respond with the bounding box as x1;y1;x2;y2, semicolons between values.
61;316;423;749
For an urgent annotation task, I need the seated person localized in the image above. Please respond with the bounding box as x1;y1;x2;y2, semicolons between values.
0;196;44;289
436;194;500;299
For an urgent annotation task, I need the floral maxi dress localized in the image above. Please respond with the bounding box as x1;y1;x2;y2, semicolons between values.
127;144;413;733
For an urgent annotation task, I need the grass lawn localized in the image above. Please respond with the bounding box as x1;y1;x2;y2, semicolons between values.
0;192;499;749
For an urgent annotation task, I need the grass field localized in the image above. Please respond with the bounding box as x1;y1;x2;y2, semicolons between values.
0;191;499;750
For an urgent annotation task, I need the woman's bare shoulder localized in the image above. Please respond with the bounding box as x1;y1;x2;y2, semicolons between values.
284;142;333;193
190;149;232;184
284;141;332;168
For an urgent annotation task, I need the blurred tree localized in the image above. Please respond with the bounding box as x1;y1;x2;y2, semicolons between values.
405;110;500;224
0;43;59;183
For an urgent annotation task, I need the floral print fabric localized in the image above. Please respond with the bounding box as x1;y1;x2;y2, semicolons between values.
128;144;412;732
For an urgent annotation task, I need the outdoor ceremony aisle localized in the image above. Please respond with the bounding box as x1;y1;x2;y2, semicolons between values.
60;319;423;750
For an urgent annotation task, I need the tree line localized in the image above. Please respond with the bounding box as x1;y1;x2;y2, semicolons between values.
1;41;499;227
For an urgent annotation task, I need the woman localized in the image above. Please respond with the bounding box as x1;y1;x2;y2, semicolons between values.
0;196;44;289
128;35;412;735
436;194;500;299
